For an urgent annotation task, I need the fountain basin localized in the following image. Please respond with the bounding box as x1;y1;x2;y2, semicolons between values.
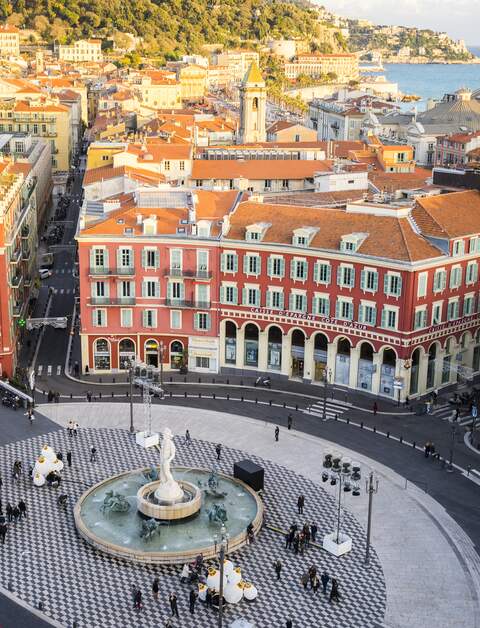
74;466;263;565
137;480;202;520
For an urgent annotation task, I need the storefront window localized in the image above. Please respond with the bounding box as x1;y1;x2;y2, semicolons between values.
225;337;236;363
119;339;135;370
245;340;258;366
94;339;110;370
170;340;184;369
267;326;283;370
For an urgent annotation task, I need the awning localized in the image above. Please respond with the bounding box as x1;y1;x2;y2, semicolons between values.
0;380;33;403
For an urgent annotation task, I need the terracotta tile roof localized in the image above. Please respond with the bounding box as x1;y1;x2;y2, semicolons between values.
14;100;70;114
225;201;441;262
10;163;32;176
318;141;367;158
369;167;432;192
194;190;240;221
191;159;330;180
83;164;165;186
413;190;480;238
264;190;367;207
266;120;298;133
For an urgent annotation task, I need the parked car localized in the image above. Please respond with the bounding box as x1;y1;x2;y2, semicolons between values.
39;268;52;279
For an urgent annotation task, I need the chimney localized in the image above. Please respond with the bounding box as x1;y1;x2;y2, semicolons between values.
136;214;143;225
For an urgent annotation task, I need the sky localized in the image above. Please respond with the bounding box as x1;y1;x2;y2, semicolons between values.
316;0;479;44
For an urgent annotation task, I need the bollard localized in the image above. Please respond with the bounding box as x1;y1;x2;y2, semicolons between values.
170;376;172;382
400;436;403;443
241;396;244;402
283;402;286;408
169;391;172;398
255;398;258;404
295;404;298;411
70;393;72;399
198;392;201;398
99;392;102;399
227;394;230;400
113;377;115;384
198;377;201;383
184;391;187;398
347;417;350;424
413;441;416;448
360;421;364;428
373;426;376;433
43;390;45;396
387;431;390;438
335;413;338;420
213;393;216;399
38;601;44;611
269;400;272;407
126;391;129;397
227;379;229;385
7;581;13;592
111;392;114;398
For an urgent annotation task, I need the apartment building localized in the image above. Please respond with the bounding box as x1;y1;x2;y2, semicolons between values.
285;53;359;82
0;24;20;58
57;39;103;63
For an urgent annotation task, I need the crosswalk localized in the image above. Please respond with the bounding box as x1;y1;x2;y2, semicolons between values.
431;403;474;426
53;268;73;275
50;288;74;294
304;397;352;421
37;364;63;377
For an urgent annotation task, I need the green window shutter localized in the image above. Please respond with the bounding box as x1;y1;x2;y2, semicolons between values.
312;296;318;314
313;262;319;283
242;288;247;305
384;274;389;295
360;270;366;290
167;282;172;299
103;249;109;267
255;289;260;306
397;275;402;296
266;290;271;307
142;311;147;327
142;282;146;298
256;256;261;275
142;249;146;268
359;304;364;322
243;255;249;273
335;300;341;318
89;248;96;268
92;310;97;325
233;255;238;272
441;271;447;290
351;268;356;287
279;258;285;277
154;250;159;268
232;287;237;304
373;272;378;292
267;257;273;276
206;314;211;330
290;260;296;279
278;292;284;309
117;248;122;268
324;298;330;317
337;266;342;286
326;265;331;284
301;295;307;312
381;308;386;328
220;254;226;272
289;293;294;311
474;264;478;283
220;286;225;303
194;313;199;329
179;283;185;300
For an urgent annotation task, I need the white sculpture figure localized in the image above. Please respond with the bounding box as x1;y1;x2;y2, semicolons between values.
154;428;184;503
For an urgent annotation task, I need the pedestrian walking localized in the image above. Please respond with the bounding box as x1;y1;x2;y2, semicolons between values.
293;533;299;555
285;527;294;550
373;401;378;415
287;414;293;430
152;578;159;600
330;578;340;603
455;407;460;421
312;575;320;593
133;588;142;610
189;589;197;614
6;503;12;523
405;395;410;406
308;565;317;589
275;426;279;442
67;451;72;467
299;532;306;555
303;523;311;547
321;571;330;595
215;443;222;461
430;442;436;458
47;390;53;403
18;499;26;519
67;420;73;436
286;620;293;628
0;471;2;489
205;587;213;608
0;520;7;544
169;592;179;617
73;422;78;436
274;559;282;580
424;442;431;458
12;506;20;522
310;522;317;543
297;494;305;515
25;408;34;425
185;429;191;445
54;392;60;403
90;446;97;462
301;573;309;590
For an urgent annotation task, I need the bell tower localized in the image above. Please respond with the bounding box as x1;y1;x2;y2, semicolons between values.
238;62;266;144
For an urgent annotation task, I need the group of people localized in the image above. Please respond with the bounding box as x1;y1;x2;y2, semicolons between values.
67;420;79;436
424;441;437;458
0;498;27;544
285;521;318;555
47;390;60;403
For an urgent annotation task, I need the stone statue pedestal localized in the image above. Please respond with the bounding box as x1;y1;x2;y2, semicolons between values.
154;480;184;503
136;431;159;449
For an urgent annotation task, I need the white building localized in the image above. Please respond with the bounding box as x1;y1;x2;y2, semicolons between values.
57;39;103;63
0;24;20;58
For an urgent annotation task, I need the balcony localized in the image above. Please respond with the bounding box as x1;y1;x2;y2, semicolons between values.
165;298;211;309
21;225;30;239
10;247;22;265
12;302;25;317
88;266;135;277
22;247;31;261
90;297;136;306
10;273;23;288
164;268;213;280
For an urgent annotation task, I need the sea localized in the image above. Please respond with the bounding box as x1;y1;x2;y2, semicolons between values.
380;46;480;111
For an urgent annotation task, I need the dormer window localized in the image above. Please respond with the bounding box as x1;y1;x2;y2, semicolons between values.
452;239;465;257
245;222;270;242
143;216;157;236
247;231;260;241
340;233;367;254
294;235;308;247
197;220;212;237
292;227;318;248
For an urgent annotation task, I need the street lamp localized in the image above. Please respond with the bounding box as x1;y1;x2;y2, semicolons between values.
447;422;458;472
215;524;229;628
159;340;165;388
364;471;379;566
322;367;332;421
126;357;134;434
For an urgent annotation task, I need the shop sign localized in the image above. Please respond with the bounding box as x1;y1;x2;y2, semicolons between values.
250;308;367;331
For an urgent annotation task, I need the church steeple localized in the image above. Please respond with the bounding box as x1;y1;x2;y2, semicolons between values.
238;62;266;144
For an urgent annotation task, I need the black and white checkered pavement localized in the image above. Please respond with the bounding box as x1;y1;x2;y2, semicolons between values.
0;428;385;628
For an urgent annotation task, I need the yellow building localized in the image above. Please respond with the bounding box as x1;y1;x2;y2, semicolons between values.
285;53;359;82
85;142;126;170
376;143;415;173
0;25;20;58
57;39;103;63
177;64;207;102
135;73;182;110
0;98;72;172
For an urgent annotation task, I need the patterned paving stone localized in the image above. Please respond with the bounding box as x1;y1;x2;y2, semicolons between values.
0;427;386;627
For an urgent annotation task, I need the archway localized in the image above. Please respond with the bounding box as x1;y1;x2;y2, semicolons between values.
145;339;159;368
244;324;259;367
442;338;454;384
409;348;421;395
291;329;305;378
170;340;184;369
119;338;135;370
267;326;282;371
357;342;374;391
335;337;351;385
93;338;110;370
224;322;237;365
474;329;480;372
426;343;437;389
313;333;328;382
380;348;396;397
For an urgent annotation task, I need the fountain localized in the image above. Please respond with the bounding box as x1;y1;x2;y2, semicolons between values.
74;427;263;564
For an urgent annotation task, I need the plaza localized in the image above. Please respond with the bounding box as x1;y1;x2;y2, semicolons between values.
0;402;478;627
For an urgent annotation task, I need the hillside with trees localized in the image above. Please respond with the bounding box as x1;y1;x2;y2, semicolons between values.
1;0;336;59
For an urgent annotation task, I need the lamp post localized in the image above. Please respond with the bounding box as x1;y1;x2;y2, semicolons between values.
127;358;134;434
364;471;379;566
447;422;458;472
159;340;165;388
322;367;332;421
217;524;229;628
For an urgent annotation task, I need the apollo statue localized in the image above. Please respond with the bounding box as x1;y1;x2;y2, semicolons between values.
154;427;184;503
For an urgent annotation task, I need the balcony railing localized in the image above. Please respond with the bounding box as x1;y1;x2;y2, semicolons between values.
90;297;136;306
10;273;22;288
89;266;135;276
22;247;31;261
10;248;22;264
21;225;30;239
165;298;211;309
164;268;213;280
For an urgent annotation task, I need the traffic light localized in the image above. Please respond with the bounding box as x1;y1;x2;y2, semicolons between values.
18;318;26;327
